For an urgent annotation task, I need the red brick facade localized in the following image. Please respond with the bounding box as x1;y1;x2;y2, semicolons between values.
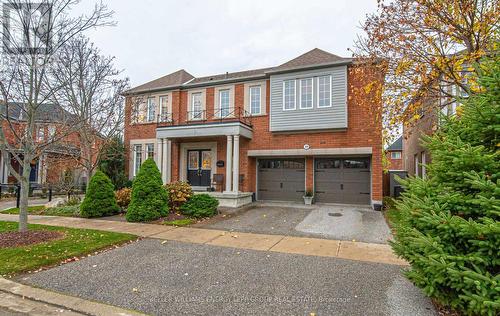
386;150;403;170
124;63;384;204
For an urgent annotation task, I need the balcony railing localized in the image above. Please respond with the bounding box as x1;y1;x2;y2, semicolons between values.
157;108;254;128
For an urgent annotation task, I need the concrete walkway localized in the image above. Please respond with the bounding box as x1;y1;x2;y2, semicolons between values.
0;214;406;266
0;278;146;316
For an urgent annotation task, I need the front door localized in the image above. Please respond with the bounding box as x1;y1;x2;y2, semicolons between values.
187;150;212;187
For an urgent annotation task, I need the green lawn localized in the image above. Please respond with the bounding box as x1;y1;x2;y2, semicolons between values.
1;205;46;214
0;221;136;276
1;205;80;217
163;218;195;227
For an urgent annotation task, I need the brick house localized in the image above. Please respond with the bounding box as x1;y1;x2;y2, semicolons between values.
385;136;403;171
0;102;86;187
124;48;384;208
403;87;463;177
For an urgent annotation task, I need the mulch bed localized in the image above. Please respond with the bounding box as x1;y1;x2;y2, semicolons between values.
0;230;64;248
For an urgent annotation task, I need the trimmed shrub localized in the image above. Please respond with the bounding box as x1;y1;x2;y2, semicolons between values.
126;159;169;222
80;171;120;218
391;58;500;315
115;187;132;210
180;194;219;218
165;181;192;212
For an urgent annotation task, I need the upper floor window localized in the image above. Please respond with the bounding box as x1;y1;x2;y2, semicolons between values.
250;86;261;115
299;78;313;109
159;95;169;121
36;126;45;141
219;89;230;117
390;151;401;159
146;143;155;159
318;75;332;107
147;97;155;122
283;80;296;110
191;92;203;120
47;125;56;140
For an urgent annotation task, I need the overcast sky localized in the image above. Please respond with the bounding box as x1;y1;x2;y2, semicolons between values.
79;0;377;87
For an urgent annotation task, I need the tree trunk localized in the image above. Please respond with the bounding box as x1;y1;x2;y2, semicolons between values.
18;159;31;232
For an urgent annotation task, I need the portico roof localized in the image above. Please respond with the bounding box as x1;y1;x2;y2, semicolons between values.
156;121;253;139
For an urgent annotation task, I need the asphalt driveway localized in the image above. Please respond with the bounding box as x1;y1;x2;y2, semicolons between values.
21;239;436;316
201;204;392;244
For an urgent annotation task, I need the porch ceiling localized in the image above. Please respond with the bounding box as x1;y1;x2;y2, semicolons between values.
156;121;253;139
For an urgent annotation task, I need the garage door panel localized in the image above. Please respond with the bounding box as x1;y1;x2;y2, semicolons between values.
314;157;371;205
258;159;305;202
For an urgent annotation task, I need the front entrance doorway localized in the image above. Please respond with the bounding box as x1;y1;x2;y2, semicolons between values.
187;150;212;187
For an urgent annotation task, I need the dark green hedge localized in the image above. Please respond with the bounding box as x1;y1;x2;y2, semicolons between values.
80;171;120;218
126;158;168;222
180;194;219;218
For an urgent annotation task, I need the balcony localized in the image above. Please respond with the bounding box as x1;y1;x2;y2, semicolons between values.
156;108;253;128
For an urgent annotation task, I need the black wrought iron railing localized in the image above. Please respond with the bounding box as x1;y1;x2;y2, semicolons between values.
157;108;254;127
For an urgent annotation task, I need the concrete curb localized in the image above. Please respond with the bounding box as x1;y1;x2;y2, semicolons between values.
0;278;147;316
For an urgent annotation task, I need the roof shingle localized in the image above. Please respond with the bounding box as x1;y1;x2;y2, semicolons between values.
126;48;351;94
126;69;194;94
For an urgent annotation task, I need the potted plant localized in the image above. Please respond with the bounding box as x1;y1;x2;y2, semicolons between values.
303;190;314;205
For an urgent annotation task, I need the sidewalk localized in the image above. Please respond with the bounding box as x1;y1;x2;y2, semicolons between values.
0;278;146;316
0;213;407;266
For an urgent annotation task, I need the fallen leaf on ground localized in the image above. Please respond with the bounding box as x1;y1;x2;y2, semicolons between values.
161;240;168;244
132;288;138;292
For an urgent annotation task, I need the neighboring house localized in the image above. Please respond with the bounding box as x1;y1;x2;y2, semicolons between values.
385;136;403;171
0;102;85;187
124;48;384;208
403;84;463;177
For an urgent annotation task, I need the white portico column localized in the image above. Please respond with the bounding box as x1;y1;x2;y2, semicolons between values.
157;139;164;181
225;135;233;192
232;135;240;193
165;139;171;183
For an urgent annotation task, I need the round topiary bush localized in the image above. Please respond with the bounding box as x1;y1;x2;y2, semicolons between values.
180;194;219;218
80;171;120;218
126;158;169;222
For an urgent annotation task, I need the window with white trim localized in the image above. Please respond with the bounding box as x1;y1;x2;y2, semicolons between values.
48;125;56;139
219;89;230;117
159;95;169;121
133;144;142;176
283;80;296;110
36;126;45;141
299;78;313;109
390;151;401;159
318;75;332;107
421;151;427;178
146;143;155;159
414;154;419;177
146;97;155;122
249;86;261;115
191;92;203;120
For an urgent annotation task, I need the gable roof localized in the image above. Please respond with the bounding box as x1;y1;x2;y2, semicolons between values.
125;48;352;94
0;102;76;123
270;48;351;73
386;136;403;151
126;69;194;94
188;67;273;86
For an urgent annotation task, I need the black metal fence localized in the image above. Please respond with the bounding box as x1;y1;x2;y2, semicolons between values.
0;183;86;208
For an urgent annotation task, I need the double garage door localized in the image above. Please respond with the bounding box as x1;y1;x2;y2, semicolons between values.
257;157;370;205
